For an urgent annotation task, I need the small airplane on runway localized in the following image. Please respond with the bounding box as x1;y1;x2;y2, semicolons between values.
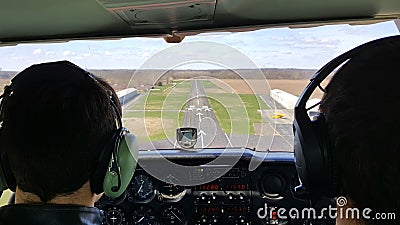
270;112;286;119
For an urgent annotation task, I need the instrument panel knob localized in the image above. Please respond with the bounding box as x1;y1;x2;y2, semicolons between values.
260;174;286;197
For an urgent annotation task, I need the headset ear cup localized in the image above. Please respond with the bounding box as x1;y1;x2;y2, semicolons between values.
294;112;333;198
293;123;308;188
103;133;138;198
311;114;334;196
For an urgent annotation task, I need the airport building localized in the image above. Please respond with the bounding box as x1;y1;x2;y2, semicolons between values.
270;89;320;110
117;88;138;105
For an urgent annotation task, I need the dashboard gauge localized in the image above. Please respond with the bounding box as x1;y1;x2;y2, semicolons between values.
158;183;186;201
130;175;155;202
161;205;186;225
104;206;127;225
131;205;158;225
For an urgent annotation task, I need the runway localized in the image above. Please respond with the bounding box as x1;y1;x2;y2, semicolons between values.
136;81;294;152
181;80;229;148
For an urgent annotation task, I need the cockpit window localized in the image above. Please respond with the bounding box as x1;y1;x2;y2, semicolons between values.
1;21;398;152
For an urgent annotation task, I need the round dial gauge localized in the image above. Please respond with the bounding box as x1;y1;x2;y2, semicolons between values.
130;174;155;202
158;183;186;200
131;206;158;225
104;206;127;225
161;205;186;225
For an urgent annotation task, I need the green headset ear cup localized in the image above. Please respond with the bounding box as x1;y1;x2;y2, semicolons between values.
103;133;138;198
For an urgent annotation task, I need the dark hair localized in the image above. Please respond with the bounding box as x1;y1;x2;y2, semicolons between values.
320;40;400;224
0;61;121;202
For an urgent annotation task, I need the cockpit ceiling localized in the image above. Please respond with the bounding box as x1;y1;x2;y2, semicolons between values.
0;0;399;44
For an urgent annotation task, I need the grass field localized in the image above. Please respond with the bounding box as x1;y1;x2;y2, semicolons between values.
208;97;231;132
200;80;269;134
124;80;190;142
239;94;269;133
206;93;269;134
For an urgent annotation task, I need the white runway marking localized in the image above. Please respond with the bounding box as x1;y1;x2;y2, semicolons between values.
196;112;203;122
199;130;206;148
224;133;233;147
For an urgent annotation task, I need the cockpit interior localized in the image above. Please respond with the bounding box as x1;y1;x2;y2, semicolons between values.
1;1;400;225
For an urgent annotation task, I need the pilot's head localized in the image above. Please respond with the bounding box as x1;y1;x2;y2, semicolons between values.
0;61;121;205
319;38;400;224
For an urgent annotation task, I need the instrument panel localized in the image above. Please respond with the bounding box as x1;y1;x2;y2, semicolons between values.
95;150;318;225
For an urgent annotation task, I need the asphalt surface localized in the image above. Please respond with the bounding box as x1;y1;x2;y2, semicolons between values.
181;80;229;148
259;95;294;151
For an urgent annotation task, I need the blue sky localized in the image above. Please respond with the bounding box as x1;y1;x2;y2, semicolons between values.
0;21;398;71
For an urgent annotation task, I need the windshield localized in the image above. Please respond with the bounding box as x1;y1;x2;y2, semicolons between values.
1;21;398;152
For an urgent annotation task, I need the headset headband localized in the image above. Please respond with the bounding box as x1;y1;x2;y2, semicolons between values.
296;35;400;126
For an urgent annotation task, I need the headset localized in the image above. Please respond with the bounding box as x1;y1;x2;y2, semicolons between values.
0;61;138;199
293;35;400;199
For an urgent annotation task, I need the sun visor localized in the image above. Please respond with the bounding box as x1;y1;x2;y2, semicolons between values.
97;0;216;26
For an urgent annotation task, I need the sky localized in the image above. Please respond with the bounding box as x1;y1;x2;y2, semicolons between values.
0;21;399;71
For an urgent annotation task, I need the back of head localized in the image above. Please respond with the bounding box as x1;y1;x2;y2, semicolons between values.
320;38;400;224
0;61;120;202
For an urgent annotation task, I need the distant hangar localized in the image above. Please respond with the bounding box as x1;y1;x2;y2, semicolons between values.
117;88;138;105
